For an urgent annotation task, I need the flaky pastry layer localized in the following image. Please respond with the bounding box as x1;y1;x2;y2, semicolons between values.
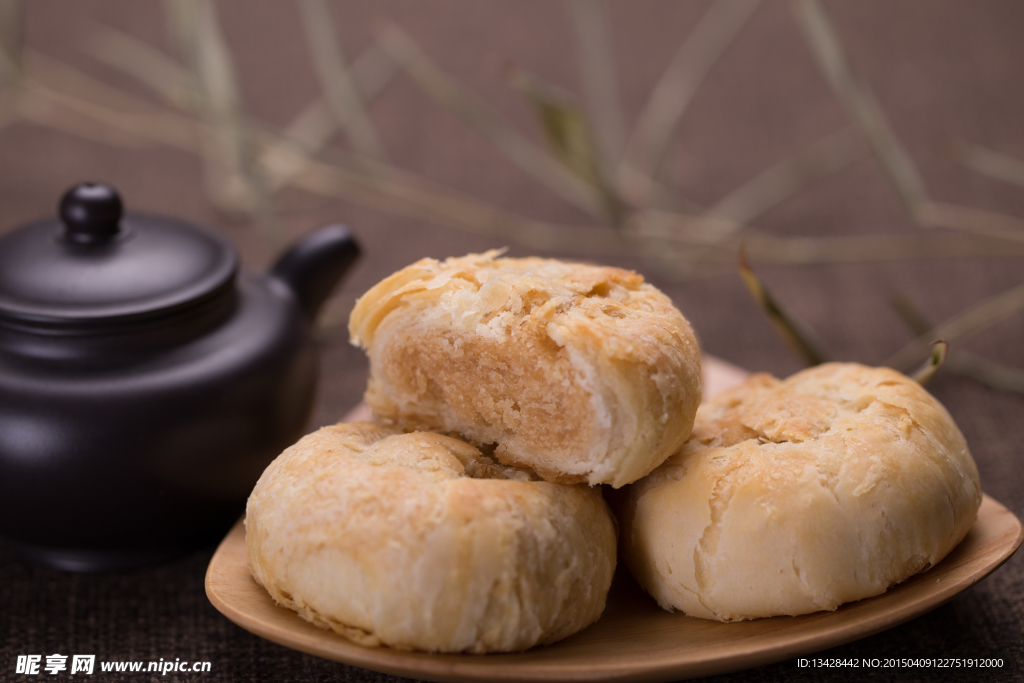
246;423;617;653
620;363;982;621
348;251;702;487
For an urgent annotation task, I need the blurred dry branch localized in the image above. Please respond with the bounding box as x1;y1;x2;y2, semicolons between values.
794;0;1024;248
377;22;610;220
885;281;1024;372
793;0;927;217
83;22;397;191
642;126;868;274
84;24;193;109
915;202;1024;245
18;3;1024;267
0;0;23;87
506;67;622;225
941;351;1024;395
298;0;385;161
0;0;22;133
910;340;947;386
565;0;625;175
738;247;829;366
247;42;396;190
163;0;281;246
20;50;198;147
14;48;613;256
891;293;1024;395
631;219;1024;267
620;0;761;205
949;139;1024;191
4;2;1023;394
707;127;865;224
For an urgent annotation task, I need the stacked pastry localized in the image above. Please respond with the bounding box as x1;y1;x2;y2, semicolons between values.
246;251;982;653
246;251;702;652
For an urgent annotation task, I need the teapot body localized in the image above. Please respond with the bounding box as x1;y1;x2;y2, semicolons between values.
0;273;317;571
0;184;358;571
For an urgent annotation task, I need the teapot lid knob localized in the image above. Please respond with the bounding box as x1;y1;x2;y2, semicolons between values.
59;183;123;245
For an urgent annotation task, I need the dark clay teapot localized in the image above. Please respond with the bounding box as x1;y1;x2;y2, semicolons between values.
0;183;359;571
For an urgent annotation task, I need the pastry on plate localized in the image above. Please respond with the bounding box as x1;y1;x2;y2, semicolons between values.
246;422;617;653
348;251;702;487
619;363;982;621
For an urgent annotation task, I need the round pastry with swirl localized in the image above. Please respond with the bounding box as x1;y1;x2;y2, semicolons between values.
246;422;617;653
619;363;982;621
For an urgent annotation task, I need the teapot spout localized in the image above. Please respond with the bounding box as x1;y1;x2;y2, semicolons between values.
270;224;360;319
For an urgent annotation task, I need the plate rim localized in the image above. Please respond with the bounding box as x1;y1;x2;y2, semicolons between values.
206;494;1023;683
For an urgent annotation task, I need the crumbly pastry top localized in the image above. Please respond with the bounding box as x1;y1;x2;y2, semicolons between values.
348;251;702;487
246;422;617;653
622;363;982;622
349;251;651;347
690;365;967;451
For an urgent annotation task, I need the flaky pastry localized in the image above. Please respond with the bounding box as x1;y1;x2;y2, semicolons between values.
348;252;702;487
246;422;617;653
619;363;982;621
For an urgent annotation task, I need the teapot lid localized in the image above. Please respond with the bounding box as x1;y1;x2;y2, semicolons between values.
0;183;238;332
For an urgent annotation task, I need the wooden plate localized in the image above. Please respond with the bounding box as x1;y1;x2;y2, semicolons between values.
206;496;1021;682
206;356;1023;681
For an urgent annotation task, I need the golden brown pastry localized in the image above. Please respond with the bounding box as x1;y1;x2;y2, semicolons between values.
246;422;617;653
619;363;982;621
348;251;702;487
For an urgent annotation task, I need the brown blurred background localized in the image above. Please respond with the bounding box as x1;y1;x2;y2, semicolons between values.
1;1;1022;681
